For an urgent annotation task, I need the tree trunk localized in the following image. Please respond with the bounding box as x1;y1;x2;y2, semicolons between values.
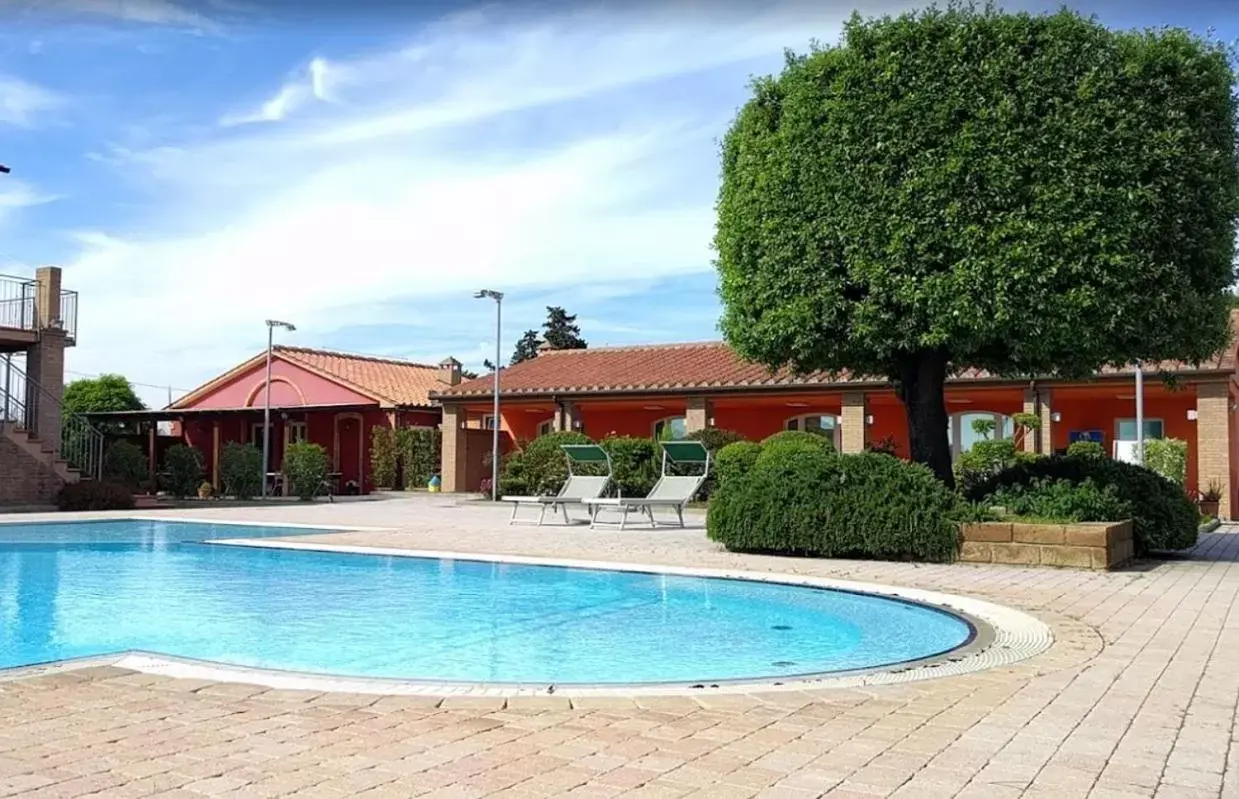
895;349;954;488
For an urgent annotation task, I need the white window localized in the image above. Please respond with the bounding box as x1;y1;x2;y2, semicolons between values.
287;421;307;443
480;414;496;430
948;412;1015;459
653;416;687;440
536;419;554;437
784;414;842;449
1116;418;1164;441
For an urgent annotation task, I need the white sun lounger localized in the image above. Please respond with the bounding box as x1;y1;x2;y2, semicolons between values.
584;440;710;530
503;444;612;526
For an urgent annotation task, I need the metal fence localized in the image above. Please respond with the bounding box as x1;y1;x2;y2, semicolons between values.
1;354;103;480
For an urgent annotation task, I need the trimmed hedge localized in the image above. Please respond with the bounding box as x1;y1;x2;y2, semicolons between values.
57;480;136;511
716;440;761;489
498;431;590;496
600;436;659;498
708;450;961;562
967;454;1198;552
755;429;834;469
682;428;746;499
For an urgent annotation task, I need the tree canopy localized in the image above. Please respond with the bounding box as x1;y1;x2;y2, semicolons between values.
63;374;145;416
715;5;1239;483
542;306;587;351
511;330;542;365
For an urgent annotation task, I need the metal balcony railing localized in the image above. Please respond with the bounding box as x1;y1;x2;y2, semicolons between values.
0;274;34;332
1;354;103;480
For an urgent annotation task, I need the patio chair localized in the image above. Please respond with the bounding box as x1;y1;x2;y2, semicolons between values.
503;444;613;526
584;440;710;530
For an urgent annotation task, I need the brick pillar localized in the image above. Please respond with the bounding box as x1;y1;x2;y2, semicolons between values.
440;404;468;493
34;266;62;329
840;392;866;453
1022;388;1054;455
685;397;712;433
1196;382;1232;520
554;401;581;433
24;329;66;453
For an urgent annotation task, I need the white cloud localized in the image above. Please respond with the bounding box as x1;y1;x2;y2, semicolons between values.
6;0;216;30
57;0;920;407
0;74;62;126
0;180;56;225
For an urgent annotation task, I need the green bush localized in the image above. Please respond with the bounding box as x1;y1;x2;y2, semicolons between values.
163;444;204;498
967;455;1198;552
498;431;590;496
102;441;147;492
219;441;262;500
1066;440;1106;459
988;477;1132;523
398;428;442;489
284;441;328;500
371;427;397;489
1144;438;1187;487
682;428;745;500
955;439;1036;494
599;436;659;498
755;429;834;469
715;440;762;489
708;450;961;562
56;480;136;511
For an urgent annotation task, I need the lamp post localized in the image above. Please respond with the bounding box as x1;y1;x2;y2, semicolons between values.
261;319;296;499
1135;360;1145;466
474;289;503;500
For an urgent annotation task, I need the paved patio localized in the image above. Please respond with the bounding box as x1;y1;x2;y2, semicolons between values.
2;495;1237;798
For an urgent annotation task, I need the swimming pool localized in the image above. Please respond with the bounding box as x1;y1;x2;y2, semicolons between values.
0;519;975;685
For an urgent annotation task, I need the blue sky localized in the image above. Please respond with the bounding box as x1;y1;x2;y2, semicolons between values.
0;0;1235;407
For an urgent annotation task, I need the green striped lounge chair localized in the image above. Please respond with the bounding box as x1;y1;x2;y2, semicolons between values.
502;444;613;526
584;440;710;530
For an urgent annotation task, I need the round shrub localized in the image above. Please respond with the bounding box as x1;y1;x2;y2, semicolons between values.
987;477;1132;523
102;440;148;492
708;450;961;562
162;444;204;498
967;455;1198;553
599;436;659;497
715;440;761;489
284;442;328;500
1066;440;1105;459
499;431;591;496
755;429;834;469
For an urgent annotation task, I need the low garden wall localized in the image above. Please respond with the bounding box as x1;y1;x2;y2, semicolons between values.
960;520;1134;570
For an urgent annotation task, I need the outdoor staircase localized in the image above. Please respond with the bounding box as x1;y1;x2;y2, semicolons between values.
1;355;103;504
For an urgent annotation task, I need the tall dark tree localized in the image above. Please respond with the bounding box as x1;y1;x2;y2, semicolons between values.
715;5;1239;485
511;330;542;365
542;306;587;351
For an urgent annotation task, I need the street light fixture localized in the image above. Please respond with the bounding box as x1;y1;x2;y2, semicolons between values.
474;289;503;500
261;319;296;500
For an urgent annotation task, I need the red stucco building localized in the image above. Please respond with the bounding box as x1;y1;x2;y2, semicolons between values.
148;347;461;494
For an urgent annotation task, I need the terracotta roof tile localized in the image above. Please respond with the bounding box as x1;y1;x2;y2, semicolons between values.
433;327;1239;400
275;346;442;407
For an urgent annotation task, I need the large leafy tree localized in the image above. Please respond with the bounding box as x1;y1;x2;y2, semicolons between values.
715;5;1239;485
63;374;145;434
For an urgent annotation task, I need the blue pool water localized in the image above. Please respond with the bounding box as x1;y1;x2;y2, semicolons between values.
0;520;973;684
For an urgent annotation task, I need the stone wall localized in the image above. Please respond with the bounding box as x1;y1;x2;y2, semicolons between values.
960;520;1133;570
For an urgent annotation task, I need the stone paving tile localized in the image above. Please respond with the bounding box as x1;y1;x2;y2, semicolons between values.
5;499;1239;797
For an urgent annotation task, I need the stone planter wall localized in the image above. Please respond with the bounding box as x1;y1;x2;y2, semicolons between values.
960;520;1133;570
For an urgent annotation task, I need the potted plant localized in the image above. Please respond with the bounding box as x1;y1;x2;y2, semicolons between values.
1198;480;1223;519
197;481;214;500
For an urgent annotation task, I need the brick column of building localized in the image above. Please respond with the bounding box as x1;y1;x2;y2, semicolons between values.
1196;381;1232;520
34;266;62;329
1022;387;1055;455
24;329;65;453
554;401;581;433
840;392;866;453
685;397;712;433
440;404;469;493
